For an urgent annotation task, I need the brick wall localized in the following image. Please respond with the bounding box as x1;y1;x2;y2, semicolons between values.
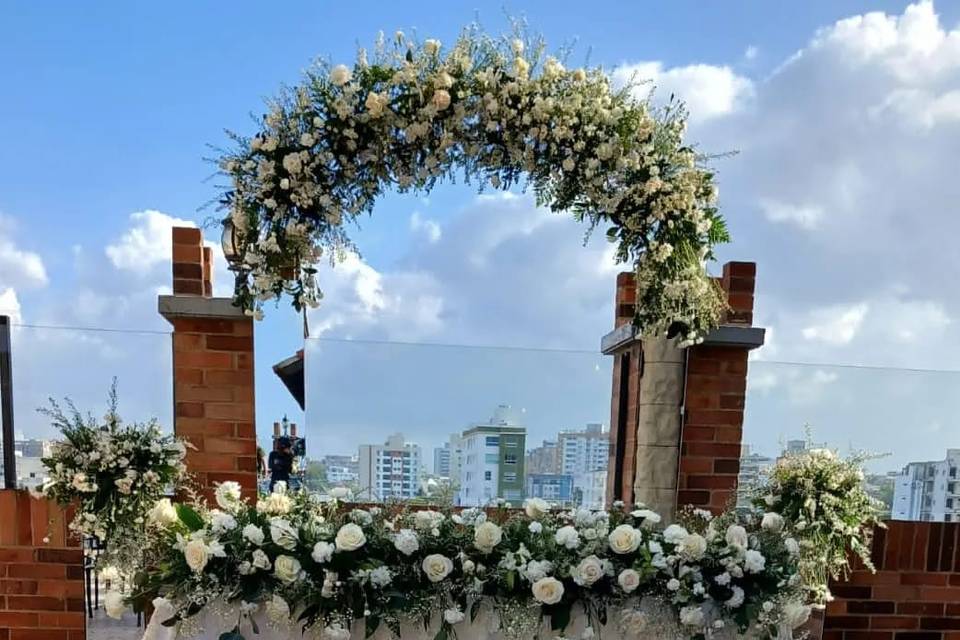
676;261;756;514
0;490;84;640
824;521;960;640
161;227;258;503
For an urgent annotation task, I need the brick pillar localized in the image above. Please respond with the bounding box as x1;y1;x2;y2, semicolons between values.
0;490;85;639
160;227;257;503
602;262;764;517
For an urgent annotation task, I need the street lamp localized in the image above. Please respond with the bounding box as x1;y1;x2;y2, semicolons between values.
221;218;240;267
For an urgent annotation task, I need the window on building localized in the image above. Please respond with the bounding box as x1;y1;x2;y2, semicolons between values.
504;472;517;482
485;436;500;447
504;440;518;448
484;471;492;481
485;453;499;464
504;454;518;465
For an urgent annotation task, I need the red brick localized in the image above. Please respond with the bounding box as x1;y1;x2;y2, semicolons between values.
204;370;253;386
171;244;202;263
172;227;202;245
6;565;63;580
173;368;204;385
723;261;756;278
0;580;37;595
175;402;204;418
35;580;82;599
679;458;713;474
184;452;238;472
904;574;950;587
682;426;714;442
205;335;253;351
11;631;69;640
718;394;745;409
172;262;203;280
173;333;205;351
6;595;65;611
714;426;743;443
684;393;718;410
686;410;744;427
169;318;239;334
175;418;235;437
684;442;741;458
175;385;234;403
235;422;256;439
900;603;944;616
36;612;84;630
175;351;233;370
173;278;204;296
676;490;709;506
236;457;259;473
685;475;738;490
825;616;871;630
205;403;253;421
0;612;39;628
0;550;34;563
35;549;80;564
871;617;919;630
203;437;256;455
713;458;740;474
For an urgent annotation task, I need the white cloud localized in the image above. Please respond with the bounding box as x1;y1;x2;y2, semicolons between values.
744;46;759;61
758;198;824;230
612;61;753;123
0;214;47;289
801;303;869;345
105;210;197;273
0;288;22;324
409;211;442;244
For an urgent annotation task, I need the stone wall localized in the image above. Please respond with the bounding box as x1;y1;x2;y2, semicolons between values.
0;490;84;640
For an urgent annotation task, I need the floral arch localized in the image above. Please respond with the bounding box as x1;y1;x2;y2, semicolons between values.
219;26;729;343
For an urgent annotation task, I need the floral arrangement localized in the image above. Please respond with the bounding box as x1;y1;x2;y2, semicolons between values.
218;24;729;343
131;484;811;640
756;447;885;603
34;386;189;570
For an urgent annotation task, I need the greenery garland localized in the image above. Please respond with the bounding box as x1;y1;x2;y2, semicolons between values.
217;25;730;343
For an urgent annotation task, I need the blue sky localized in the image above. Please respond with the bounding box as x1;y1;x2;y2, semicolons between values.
2;2;959;471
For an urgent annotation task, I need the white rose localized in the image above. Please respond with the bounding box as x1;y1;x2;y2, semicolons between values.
147;498;178;527
274;555;302;583
572;555;604;587
784;537;800;556
104;591;125;619
531;576;564;605
209;510;237;533
394;529;419;556
240;524;263;546
618;569;641;593
474;521;502;553
512;39;524;55
554;525;580;550
608;524;642;554
335;523;367;551
726;585;745;608
663;524;688;544
680;605;705;628
443;607;465;625
312;541;334;564
252;549;271;570
270;518;299;550
151;597;176;625
424;39;441;56
744;549;766;573
631;509;661;527
364;91;388;118
667;578;681;591
783;601;812;629
762;512;785;533
678;533;707;560
214;481;242;510
330;64;352;86
725;524;748;549
421;554;454;582
257;492;292;515
573;68;587;82
414;510;444;531
714;572;731;586
462;559;475;574
431;89;451;111
529;521;543;534
524;498;550;519
184;539;210;573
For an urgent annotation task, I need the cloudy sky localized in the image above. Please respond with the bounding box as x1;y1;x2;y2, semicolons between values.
2;1;959;472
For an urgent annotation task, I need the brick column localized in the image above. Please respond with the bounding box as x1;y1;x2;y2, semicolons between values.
0;490;84;639
160;227;257;503
602;262;764;517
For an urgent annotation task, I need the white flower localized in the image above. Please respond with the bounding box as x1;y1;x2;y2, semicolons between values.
184;539;210;573
524;497;550;519
151;597;176;626
572;555;604;587
608;524;642;554
300;133;315;147
394;529;419;556
104;591;125;619
414;510;444;531
762;601;775;613
663;524;688;545
725;524;748;549
330;64;352;86
324;624;351;640
513;57;530;79
762;512;785;533
209;510;237;533
714;572;731;586
270;518;299;550
369;566;392;587
632;509;661;526
243;524;264;546
421;553;454;582
562;157;575;172
335;523;367;551
522;559;553;582
529;521;543;534
744;549;766;573
282;153;302;175
679;605;705;628
573;68;587;82
431;89;451;111
147;498;178;527
554;525;580;550
265;594;290;622
365;91;389;118
424;39;441;56
444;607;465;625
474;521;502;553
725;585;745;608
256;492;292;515
783;601;812;629
648;540;663;555
667;578;681;591
274;555;302;583
531;576;564;605
329;486;352;500
312;541;335;564
462;559;475;574
512;39;524;55
619;609;648;636
252;549;271;570
214;481;242;510
618;569;641;593
784;537;800;556
678;533;707;560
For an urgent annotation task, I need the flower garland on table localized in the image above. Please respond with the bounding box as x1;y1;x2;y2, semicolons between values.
34;385;189;572
131;484;810;640
218;25;730;344
756;447;885;604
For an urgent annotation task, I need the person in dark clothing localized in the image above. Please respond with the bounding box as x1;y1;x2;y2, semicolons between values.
268;437;294;491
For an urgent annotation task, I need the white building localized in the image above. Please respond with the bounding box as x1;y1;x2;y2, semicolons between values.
573;469;607;510
0;439;52;489
737;445;775;509
357;433;422;501
559;423;609;476
433;433;463;480
458;405;526;506
892;449;960;522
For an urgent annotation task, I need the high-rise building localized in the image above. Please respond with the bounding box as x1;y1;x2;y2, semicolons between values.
526;473;573;503
0;439;53;489
573;469;608;510
357;433;422;502
559;423;609;476
458;405;526;506
433;433;463;480
736;444;775;508
892;449;960;522
526;439;560;475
